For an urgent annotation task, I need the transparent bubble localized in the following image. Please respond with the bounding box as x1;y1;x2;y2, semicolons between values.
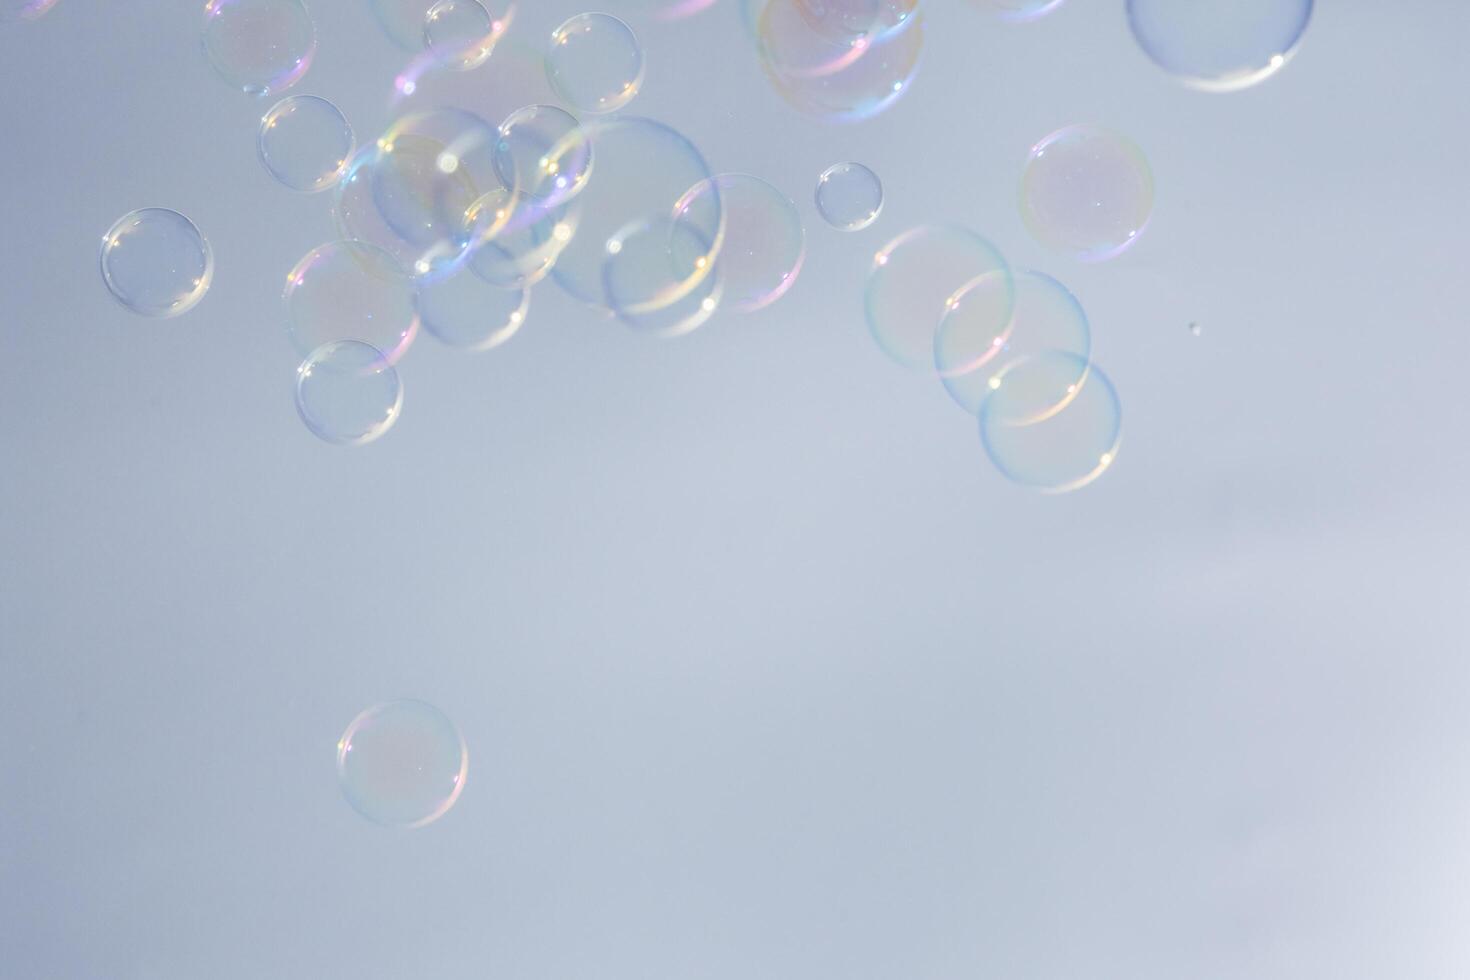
418;269;529;351
864;225;1012;372
546;13;645;114
0;0;59;23
201;0;315;97
494;104;592;207
759;0;922;122
672;174;803;313
284;241;420;364
258;95;355;193
757;0;917;78
425;0;510;72
979;351;1121;493
603;215;724;338
296;341;404;447
465;187;579;289
970;0;1064;23
99;209;213;319
1128;0;1313;92
543;117;721;309
336;700;467;827
1019;125;1153;262
938;270;1090;414
815;161;882;231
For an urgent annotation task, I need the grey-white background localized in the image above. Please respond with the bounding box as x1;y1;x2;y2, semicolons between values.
3;2;1468;977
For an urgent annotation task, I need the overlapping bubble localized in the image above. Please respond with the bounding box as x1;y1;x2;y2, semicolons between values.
258;95;355;193
675;174;804;313
99;209;213;318
336;700;466;827
201;0;316;97
418;270;529;351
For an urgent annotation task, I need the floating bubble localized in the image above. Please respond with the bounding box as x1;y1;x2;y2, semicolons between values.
296;341;404;446
979;350;1121;493
970;0;1065;22
337;700;467;827
494;104;592;207
201;0;315;97
864;225;1012;372
602;215;724;338
937;270;1090;414
284;241;420;364
546;13;645;114
673;174;803;313
258;95;355;193
99;209;213;319
465;188;579;288
759;0;922;122
1019;125;1153;262
1127;0;1313;92
418;269;529;351
425;0;510;72
0;0;59;23
815;161;882;231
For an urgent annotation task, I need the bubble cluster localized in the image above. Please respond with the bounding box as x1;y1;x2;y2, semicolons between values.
546;13;645;114
1128;0;1313;92
296;341;404;446
99;209;213;318
1019;125;1153;262
336;700;466;827
258;95;355;193
284;240;420;364
815;162;883;231
201;0;316;97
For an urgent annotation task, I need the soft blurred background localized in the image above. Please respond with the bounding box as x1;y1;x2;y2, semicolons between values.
3;1;1470;977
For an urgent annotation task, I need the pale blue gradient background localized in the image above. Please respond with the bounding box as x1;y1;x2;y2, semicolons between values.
3;2;1469;978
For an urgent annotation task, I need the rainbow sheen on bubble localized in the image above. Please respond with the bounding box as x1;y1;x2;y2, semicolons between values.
494;104;592;207
602;215;725;338
675;174;803;313
201;0;315;97
864;225;1012;372
979;350;1121;493
336;700;465;827
546;13;645;114
970;0;1065;23
258;95;355;193
1128;0;1313;92
937;270;1091;415
296;341;404;447
1019;125;1153;262
815;161;882;231
424;0;510;72
418;270;529;351
465;188;579;289
99;209;213;318
284;241;420;364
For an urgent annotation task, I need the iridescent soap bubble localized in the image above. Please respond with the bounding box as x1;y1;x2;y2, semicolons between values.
546;13;645;114
465;188;579;288
0;0;59;23
815;161;882;231
424;0;510;72
1019;125;1153;262
602;215;725;338
336;700;467;827
937;269;1090;414
296;341;404;446
759;0;922;122
201;0;315;97
1128;0;1313;92
864;225;1012;372
970;0;1064;22
756;0;913;78
674;174;803;313
284;241;420;364
99;209;213;318
979;350;1121;493
494;104;593;207
418;270;529;351
258;95;355;193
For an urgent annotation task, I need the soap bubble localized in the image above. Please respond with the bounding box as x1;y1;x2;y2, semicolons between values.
1127;0;1313;92
546;13;645;114
258;95;355;193
970;0;1064;22
494;104;593;207
756;0;916;78
336;700;467;827
418;270;529;351
464;188;579;288
979;350;1121;493
815;161;882;231
864;225;1012;372
602;215;725;338
424;0;511;71
201;0;315;97
296;341;404;447
99;209;213;318
1019;125;1153;262
0;0;59;23
674;174;804;313
284;241;420;364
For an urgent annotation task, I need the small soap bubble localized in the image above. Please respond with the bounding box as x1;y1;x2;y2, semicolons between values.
258;95;355;193
296;341;404;446
99;209;213;318
202;0;316;97
418;269;529;351
546;13;645;114
284;241;420;364
815;162;882;231
425;0;511;72
1019;125;1153;262
336;700;467;827
1128;0;1313;92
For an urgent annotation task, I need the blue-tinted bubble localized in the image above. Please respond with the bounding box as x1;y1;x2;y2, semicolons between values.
99;209;213;318
296;341;404;447
424;0;511;72
284;241;420;364
1128;0;1313;92
464;187;579;288
201;0;315;97
418;269;529;351
1019;125;1153;262
675;174;803;313
603;215;724;338
258;95;355;193
494;104;592;207
337;700;467;827
970;0;1064;23
815;161;882;231
979;350;1121;493
546;13;645;114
